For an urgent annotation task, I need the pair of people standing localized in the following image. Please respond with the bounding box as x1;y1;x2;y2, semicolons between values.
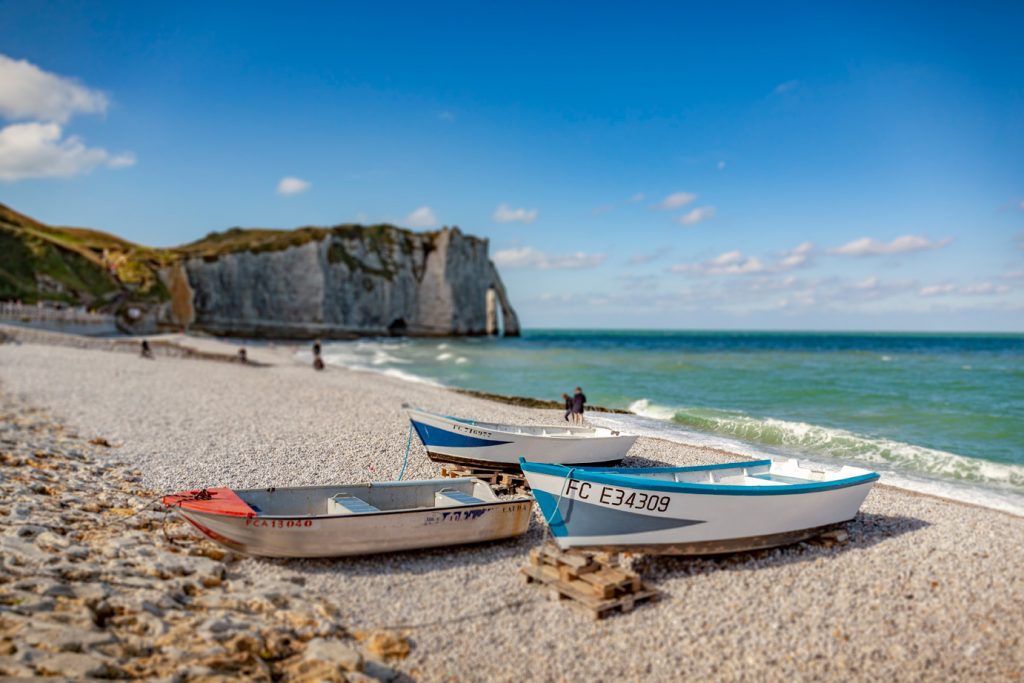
562;387;587;424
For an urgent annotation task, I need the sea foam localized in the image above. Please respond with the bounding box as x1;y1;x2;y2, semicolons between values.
595;402;1024;516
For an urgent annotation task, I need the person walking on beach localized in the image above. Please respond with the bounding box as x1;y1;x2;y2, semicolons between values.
562;393;572;421
312;338;324;371
571;386;586;424
140;339;153;359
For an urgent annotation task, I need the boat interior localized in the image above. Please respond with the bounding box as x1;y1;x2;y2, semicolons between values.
237;478;503;517
594;458;870;486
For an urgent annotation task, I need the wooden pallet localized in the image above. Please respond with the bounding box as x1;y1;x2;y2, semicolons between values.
520;543;658;619
439;465;529;495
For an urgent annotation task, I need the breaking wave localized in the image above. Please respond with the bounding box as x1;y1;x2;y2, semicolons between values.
627;399;1024;490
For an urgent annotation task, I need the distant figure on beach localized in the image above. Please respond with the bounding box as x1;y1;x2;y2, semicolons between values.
562;393;572;421
238;348;247;364
312;338;324;370
140;340;153;359
571;386;586;424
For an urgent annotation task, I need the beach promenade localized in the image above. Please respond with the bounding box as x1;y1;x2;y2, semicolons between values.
1;333;1021;681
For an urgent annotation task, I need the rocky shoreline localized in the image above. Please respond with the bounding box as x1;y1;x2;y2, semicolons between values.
0;391;410;682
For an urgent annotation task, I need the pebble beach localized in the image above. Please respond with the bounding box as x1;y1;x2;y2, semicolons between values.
1;330;1022;682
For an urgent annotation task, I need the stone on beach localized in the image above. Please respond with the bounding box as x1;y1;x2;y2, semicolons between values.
0;390;400;681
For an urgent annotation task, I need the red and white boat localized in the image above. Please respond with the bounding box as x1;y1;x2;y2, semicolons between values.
163;478;532;558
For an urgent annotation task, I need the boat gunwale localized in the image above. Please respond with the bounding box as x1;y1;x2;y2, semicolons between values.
579;459;776;474
519;458;880;496
166;477;534;520
408;407;633;440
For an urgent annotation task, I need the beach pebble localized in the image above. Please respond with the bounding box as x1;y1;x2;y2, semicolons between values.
31;651;122;678
301;637;365;672
1;338;1022;682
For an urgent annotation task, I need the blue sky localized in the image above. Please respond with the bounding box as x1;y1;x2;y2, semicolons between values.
1;1;1022;331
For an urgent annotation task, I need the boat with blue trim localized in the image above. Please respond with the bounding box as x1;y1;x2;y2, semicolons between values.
520;458;879;554
408;407;638;470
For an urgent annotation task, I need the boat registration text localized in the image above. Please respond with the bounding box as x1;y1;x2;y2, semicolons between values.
244;518;315;528
450;423;494;438
565;479;670;512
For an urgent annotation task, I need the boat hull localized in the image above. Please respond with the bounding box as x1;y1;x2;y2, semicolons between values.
522;461;877;555
170;497;534;558
409;409;637;470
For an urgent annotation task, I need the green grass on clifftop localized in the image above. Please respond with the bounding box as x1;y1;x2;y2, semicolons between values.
0;203;466;308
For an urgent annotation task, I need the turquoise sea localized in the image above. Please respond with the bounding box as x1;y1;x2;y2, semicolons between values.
320;330;1024;515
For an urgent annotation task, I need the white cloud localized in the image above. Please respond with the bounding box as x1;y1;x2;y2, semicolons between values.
406;206;438;228
0;122;134;181
778;241;815;269
677;206;716;226
919;283;956;297
493;203;538;224
672;250;767;275
0;55;134;182
918;282;1009;297
276;176;310;196
493;246;606;270
961;282;1010;296
653;191;697;210
106;152;136;168
774;80;799;94
672;241;815;276
830;235;951;257
521;273;973;318
0;54;108;124
627;193;646;203
746;275;801;292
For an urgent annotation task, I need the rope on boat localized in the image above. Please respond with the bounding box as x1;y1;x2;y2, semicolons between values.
100;487;214;533
397;422;413;481
542;467;577;543
107;494;165;526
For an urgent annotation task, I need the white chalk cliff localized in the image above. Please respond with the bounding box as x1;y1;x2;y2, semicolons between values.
161;226;520;338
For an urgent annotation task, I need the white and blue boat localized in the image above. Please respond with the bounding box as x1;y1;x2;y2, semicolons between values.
520;458;879;554
408;407;637;470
